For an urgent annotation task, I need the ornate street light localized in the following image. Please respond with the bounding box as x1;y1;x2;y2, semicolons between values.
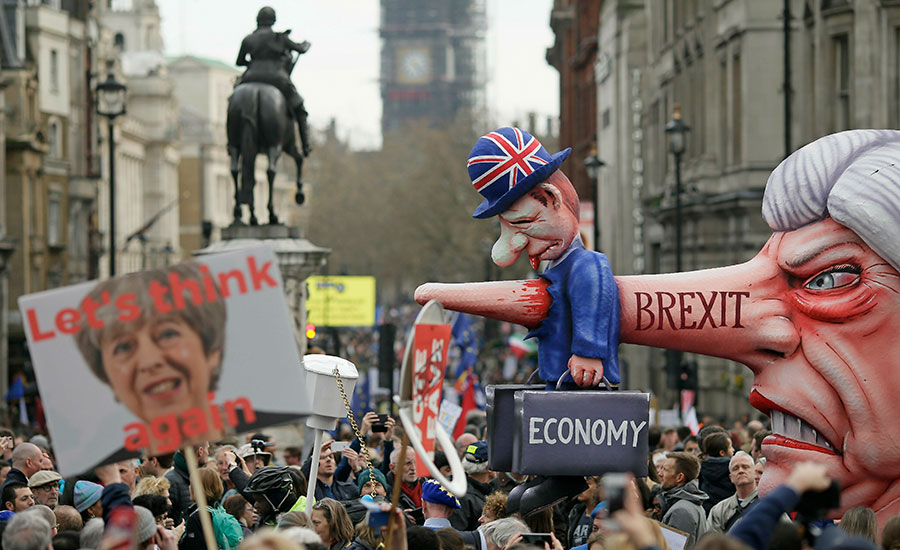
96;67;127;277
664;105;690;272
583;148;605;252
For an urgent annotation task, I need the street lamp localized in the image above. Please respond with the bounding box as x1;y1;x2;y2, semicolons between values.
583;149;605;252
96;67;127;277
665;105;690;272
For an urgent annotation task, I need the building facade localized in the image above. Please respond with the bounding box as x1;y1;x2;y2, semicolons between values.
380;0;487;134
557;0;900;418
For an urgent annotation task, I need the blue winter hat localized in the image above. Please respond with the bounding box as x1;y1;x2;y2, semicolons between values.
421;479;461;509
467;127;571;219
74;480;103;512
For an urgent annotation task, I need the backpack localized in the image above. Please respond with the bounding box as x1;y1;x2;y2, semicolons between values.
209;505;244;550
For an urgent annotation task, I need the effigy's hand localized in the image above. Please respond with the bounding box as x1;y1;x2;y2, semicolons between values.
568;355;604;387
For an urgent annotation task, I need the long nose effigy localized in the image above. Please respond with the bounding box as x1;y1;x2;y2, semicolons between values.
415;253;778;363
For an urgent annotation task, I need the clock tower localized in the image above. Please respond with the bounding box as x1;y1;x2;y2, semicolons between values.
380;0;486;135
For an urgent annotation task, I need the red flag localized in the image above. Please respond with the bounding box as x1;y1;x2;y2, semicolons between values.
453;374;477;439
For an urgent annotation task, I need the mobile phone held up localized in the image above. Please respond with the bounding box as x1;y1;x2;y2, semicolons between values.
372;414;389;433
520;533;554;546
331;441;350;453
603;472;628;515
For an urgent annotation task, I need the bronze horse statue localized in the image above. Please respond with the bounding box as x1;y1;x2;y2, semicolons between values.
226;81;307;226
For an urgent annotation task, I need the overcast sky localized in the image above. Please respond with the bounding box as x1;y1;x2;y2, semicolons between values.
154;0;560;149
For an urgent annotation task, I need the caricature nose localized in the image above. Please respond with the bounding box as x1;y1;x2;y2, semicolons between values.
491;225;527;267
617;251;801;365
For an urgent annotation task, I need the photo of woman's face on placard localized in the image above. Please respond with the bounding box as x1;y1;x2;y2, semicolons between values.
74;262;226;425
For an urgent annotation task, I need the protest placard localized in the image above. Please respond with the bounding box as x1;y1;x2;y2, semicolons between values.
410;324;451;476
19;245;309;475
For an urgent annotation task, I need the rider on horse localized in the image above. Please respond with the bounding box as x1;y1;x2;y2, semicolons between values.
235;6;312;156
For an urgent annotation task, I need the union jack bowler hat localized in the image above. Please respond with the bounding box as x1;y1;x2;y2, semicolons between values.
467;127;571;219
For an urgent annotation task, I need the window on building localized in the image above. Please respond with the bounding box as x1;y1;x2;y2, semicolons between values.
732;53;742;164
114;32;125;50
833;34;851;131
48;193;62;247
50;49;59;92
48;120;60;157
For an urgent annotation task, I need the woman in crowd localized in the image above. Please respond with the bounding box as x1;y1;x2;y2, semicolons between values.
310;498;353;550
224;494;257;539
840;506;878;544
180;467;242;550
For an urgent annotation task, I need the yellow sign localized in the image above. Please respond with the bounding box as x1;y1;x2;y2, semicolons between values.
306;276;376;327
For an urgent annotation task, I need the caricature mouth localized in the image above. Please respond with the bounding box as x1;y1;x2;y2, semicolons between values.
750;390;839;455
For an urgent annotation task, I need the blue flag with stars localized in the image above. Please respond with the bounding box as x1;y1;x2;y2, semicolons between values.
451;313;479;378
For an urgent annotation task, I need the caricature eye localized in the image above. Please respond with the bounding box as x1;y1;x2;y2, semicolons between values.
803;266;861;291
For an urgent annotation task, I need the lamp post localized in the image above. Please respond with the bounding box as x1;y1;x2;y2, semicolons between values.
665;105;690;272
96;68;127;277
664;105;692;397
583;149;605;252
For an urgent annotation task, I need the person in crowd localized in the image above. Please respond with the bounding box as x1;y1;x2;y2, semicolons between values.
728;462;831;549
356;469;389;499
347;519;384;550
242;466;308;528
695;426;726;456
117;459;140;493
421;479;462;530
27;471;61;509
1;443;43;492
754;458;765;487
683;436;700;456
214;445;241;501
648;448;667;486
277;510;312;530
133;475;172;503
435;528;466;550
238;443;272;475
698;431;735;513
450;441;495;531
479;492;508;525
707;451;758;533
310;498;353;550
132;494;170;526
881;514;900;550
749;430;770;462
1;510;52;550
3;482;35;513
434;451;451;480
51;530;81;550
139;453;174;478
166;445;209;524
840;506;878;544
54;505;82;532
302;442;359;502
134;505;175;550
21;505;57;538
660;428;680;451
73;481;102;523
223;493;256;538
388;446;423;512
406;525;440;549
455;434;478;458
658;451;708;548
567;476;600;548
283;447;303;467
79;518;104;549
479;516;527;550
180;466;242;550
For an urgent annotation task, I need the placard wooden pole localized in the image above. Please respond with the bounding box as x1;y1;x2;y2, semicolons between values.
385;430;410;549
305;429;323;514
183;446;217;550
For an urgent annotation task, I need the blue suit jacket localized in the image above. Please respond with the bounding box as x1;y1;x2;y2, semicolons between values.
526;243;620;387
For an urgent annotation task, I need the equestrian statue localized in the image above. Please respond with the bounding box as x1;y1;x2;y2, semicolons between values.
227;6;312;226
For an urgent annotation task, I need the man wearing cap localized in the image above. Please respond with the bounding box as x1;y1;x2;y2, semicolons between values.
28;471;61;509
449;441;496;531
422;480;485;550
356;469;389;498
238;443;272;475
465;127;620;514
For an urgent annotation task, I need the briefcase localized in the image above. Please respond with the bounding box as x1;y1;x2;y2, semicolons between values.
485;384;544;472
511;389;650;476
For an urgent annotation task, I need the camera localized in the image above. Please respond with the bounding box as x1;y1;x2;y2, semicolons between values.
250;439;270;453
372;414;389;433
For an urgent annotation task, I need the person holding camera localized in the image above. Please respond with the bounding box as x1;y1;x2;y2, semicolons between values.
300;441;360;504
333;412;396;486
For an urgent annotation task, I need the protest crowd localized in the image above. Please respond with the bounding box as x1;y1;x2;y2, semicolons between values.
0;410;886;550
